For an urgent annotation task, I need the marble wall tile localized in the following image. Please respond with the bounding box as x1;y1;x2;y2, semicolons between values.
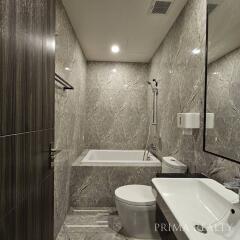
54;0;87;237
70;166;160;207
149;0;206;162
206;48;240;160
149;0;240;183
55;0;240;236
85;62;149;150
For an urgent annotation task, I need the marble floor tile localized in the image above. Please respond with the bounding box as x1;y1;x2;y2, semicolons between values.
56;208;155;240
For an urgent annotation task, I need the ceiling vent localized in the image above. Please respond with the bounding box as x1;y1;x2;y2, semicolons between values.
207;3;218;14
151;1;172;14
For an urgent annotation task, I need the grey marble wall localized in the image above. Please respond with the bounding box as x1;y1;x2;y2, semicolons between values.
70;165;160;207
54;0;87;237
85;62;149;150
149;0;240;183
206;48;240;160
54;0;240;237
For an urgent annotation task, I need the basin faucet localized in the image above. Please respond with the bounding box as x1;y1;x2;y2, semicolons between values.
223;178;240;206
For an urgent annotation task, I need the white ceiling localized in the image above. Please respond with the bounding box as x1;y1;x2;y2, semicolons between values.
208;0;240;63
62;0;187;63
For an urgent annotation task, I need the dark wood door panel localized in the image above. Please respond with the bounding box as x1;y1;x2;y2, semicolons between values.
15;174;54;240
15;129;54;207
1;0;55;239
0;129;54;221
39;173;54;240
0;0;55;137
0;174;54;240
0;136;16;220
0;0;16;136
0;210;16;240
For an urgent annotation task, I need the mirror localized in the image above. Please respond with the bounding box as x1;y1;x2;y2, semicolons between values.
204;0;240;163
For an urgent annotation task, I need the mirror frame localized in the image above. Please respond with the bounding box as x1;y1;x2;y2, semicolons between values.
203;10;240;164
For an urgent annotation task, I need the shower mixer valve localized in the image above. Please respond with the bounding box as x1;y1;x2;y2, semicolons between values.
147;79;159;89
153;79;158;87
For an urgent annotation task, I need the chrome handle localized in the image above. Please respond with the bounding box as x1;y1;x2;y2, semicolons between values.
49;143;62;168
51;148;62;155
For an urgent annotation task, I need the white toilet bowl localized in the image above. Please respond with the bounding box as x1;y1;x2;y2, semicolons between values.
115;185;160;239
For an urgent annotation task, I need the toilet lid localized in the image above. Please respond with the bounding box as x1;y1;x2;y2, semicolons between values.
115;185;156;206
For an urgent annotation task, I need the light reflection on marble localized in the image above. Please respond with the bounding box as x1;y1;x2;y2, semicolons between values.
85;62;149;150
54;0;87;237
149;0;240;183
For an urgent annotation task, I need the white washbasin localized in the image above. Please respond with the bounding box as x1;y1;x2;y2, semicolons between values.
152;178;240;240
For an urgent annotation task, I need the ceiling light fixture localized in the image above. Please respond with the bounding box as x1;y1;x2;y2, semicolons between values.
111;45;120;53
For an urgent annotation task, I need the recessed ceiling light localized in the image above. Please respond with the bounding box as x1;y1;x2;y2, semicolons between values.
112;68;117;73
65;67;71;71
111;45;120;53
192;48;201;55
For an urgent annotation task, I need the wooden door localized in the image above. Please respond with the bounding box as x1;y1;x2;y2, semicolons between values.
0;0;55;239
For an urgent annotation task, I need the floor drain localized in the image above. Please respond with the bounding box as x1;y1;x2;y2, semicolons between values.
194;225;207;234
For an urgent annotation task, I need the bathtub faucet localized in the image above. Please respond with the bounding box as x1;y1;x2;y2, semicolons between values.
144;143;157;161
149;143;157;151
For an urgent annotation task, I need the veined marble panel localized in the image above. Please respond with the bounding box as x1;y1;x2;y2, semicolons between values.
85;62;149;150
70;165;160;207
54;0;87;237
149;0;206;167
149;0;240;183
206;48;240;160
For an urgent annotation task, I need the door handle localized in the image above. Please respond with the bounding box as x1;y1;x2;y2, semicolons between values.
50;148;62;155
49;143;62;168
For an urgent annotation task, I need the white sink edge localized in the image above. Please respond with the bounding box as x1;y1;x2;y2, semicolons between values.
152;178;240;240
152;178;238;204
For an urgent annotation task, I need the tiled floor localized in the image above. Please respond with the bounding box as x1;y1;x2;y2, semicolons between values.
56;208;149;240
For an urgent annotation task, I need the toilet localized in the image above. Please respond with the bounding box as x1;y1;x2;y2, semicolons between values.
115;185;159;239
115;157;187;239
161;156;187;174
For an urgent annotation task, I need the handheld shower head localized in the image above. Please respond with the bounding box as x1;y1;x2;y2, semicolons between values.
153;79;158;87
147;80;159;91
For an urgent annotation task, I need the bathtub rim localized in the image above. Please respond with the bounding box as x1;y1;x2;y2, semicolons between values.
72;149;161;167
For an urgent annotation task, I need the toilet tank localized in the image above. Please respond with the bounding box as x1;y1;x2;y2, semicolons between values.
162;156;187;174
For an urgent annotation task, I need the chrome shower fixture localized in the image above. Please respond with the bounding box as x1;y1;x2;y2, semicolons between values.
143;79;160;161
147;79;159;125
146;79;158;91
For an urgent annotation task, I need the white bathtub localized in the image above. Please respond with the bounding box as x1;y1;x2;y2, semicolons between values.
73;149;161;167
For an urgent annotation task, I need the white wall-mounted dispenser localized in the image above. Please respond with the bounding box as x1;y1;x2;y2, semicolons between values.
177;113;200;135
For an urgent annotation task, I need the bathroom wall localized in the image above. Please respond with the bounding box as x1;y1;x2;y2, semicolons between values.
54;0;87;237
149;0;240;182
206;48;240;160
85;62;149;150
